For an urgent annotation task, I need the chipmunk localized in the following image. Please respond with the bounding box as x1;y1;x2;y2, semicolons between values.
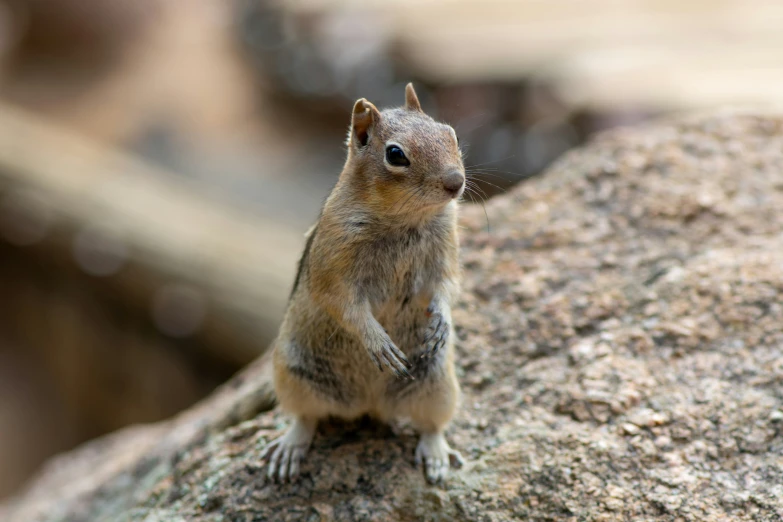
262;84;465;484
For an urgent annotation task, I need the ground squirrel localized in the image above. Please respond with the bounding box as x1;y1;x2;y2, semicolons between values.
262;84;465;484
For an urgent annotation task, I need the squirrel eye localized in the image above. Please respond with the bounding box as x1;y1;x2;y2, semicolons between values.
385;145;410;167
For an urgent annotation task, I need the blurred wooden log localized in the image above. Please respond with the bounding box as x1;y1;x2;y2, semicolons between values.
0;102;303;366
271;0;783;111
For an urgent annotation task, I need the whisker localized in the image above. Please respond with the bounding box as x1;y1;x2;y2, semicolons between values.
466;168;529;180
469;182;492;204
467;177;509;194
464;180;485;196
326;327;340;342
405;187;426;216
465;155;517;170
479;199;490;233
467;170;515;180
395;182;426;216
466;173;524;205
463;186;491;233
462;186;479;202
389;188;412;214
403;185;429;218
395;186;421;216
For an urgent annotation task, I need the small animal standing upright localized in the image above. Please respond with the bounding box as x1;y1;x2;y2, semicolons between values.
263;84;465;483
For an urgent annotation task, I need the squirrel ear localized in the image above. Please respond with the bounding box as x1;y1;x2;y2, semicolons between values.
404;83;422;112
350;98;381;147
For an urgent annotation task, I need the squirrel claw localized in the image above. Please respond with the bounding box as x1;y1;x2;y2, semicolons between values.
422;311;449;359
368;351;385;373
370;337;412;379
385;351;412;379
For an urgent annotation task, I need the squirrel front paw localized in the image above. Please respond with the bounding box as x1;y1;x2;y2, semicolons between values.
421;306;449;359
368;335;412;379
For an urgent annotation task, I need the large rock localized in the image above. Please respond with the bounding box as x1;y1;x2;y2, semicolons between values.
3;111;783;521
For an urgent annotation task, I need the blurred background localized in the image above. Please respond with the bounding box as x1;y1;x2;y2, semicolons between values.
1;0;782;500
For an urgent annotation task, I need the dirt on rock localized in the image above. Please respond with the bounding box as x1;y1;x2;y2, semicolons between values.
4;111;783;521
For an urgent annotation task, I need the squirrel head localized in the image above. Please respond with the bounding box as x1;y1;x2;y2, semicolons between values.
343;83;465;218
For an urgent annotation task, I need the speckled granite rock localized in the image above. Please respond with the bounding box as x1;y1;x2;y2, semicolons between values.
4;111;783;521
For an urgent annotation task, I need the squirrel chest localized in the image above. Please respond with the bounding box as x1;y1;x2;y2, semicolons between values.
353;224;444;308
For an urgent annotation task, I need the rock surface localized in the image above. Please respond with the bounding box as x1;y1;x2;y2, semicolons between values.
4;111;783;521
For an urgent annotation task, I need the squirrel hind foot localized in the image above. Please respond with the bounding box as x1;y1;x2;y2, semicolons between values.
414;432;464;484
262;417;317;483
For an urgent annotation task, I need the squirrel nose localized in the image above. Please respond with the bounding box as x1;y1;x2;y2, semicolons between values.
442;171;465;198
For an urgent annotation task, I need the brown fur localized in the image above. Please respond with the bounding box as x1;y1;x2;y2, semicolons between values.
266;84;465;483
